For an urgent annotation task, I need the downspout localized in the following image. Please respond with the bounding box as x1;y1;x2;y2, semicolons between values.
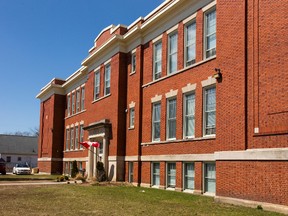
138;45;144;186
244;0;248;150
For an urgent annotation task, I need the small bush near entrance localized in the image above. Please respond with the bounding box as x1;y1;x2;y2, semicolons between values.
71;160;78;178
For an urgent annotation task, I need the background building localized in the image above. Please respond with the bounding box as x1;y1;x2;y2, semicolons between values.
0;134;38;171
36;0;288;213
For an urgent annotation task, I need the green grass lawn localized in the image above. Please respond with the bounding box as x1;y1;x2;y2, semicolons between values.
0;184;283;216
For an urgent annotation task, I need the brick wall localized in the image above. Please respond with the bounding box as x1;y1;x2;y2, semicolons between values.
217;161;288;206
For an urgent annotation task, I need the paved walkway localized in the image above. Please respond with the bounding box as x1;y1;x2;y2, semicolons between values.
0;180;82;186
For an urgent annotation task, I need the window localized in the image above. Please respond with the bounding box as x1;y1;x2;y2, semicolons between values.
168;32;178;74
70;128;74;150
78;161;83;171
183;163;194;190
94;71;100;100
104;64;111;95
76;90;80;113
153;41;162;80
204;86;216;136
204;8;216;58
129;162;134;183
6;156;11;163
81;86;85;110
67;95;71;116
185;22;196;66
75;126;79;149
204;163;216;193
66;128;70;151
17;157;21;162
167;163;176;188
129;108;135;128
152;162;160;186
80;125;84;149
183;93;195;138
72;93;75;115
131;52;136;73
152;103;161;141
167;98;177;139
99;141;103;155
70;162;73;176
65;162;69;175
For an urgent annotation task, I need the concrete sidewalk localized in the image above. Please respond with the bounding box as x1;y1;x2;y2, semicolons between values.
0;180;82;186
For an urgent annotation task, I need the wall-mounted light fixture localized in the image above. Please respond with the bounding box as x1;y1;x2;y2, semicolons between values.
213;68;222;81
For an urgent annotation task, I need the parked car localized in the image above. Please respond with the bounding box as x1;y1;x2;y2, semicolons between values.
13;163;31;175
0;158;6;175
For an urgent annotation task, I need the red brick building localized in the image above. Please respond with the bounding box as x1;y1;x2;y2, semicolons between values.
37;0;288;213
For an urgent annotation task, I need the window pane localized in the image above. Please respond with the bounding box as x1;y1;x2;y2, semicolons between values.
153;103;161;141
204;87;216;135
186;22;196;65
67;95;70;116
205;163;216;193
81;87;85;110
169;33;178;73
70;128;74;149
184;94;195;137
130;108;135;128
153;163;160;186
75;126;79;149
154;42;162;80
167;99;176;139
94;71;100;100
184;163;194;190
105;64;111;95
66;129;69;150
132;53;136;72
205;9;216;58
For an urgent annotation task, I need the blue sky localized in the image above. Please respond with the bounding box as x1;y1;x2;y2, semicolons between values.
0;0;163;134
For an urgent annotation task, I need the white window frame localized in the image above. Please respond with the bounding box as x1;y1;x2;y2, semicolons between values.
153;41;162;80
183;92;195;138
183;162;195;190
203;85;216;136
76;89;80;113
168;32;178;74
79;125;84;149
151;162;160;187
75;126;79;150
131;52;136;73
99;141;103;155
78;161;83;171
67;95;71;116
204;7;216;59
184;21;196;66
81;86;85;110
94;70;100;100
128;162;134;183
129;107;135;129
71;93;75;115
66;128;69;151
166;162;176;189
152;102;161;142
166;98;177;140
104;63;111;95
203;162;216;194
70;127;74;150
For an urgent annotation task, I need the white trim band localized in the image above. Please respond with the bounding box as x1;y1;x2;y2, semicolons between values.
141;154;215;162
215;148;288;161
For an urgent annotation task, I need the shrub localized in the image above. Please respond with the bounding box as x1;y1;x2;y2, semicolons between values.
96;161;106;182
75;173;86;182
256;205;263;210
71;160;78;178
